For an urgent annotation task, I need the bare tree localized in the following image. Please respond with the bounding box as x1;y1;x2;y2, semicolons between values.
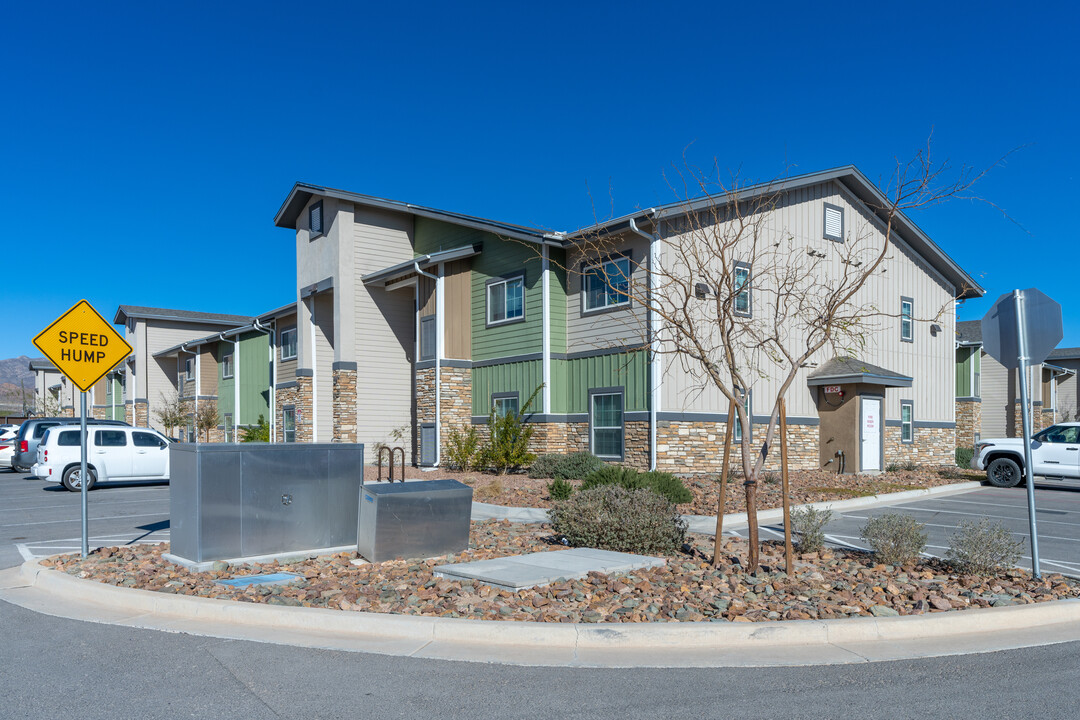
194;398;219;442
564;145;994;571
154;392;188;439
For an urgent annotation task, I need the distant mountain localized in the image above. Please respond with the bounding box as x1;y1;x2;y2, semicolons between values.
0;356;34;389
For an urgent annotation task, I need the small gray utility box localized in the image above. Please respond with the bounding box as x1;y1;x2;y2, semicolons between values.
357;479;472;562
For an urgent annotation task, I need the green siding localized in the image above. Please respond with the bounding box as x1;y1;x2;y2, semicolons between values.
105;376;125;420
956;347;979;397
471;361;544;415
549;249;567;355
217;332;271;427
414;216;485;256
565;350;649;413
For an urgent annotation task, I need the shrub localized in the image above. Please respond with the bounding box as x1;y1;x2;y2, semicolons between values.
528;454;564;479
860;513;928;565
791;506;833;554
482;386;540;474
581;466;692;505
553;451;604;480
955;447;974;468
547;478;573;500
885;460;918;472
445;426;482;471
240;414;270;442
549;485;687;555
946;518;1024;576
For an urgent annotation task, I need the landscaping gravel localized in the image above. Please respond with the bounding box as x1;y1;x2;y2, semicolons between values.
43;519;1077;624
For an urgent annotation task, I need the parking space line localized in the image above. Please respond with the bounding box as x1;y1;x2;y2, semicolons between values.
843;506;1080;529
0;512;167;529
930;497;1080;514
0;498;170;513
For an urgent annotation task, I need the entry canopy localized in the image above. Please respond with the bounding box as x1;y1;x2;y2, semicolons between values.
806;357;912;388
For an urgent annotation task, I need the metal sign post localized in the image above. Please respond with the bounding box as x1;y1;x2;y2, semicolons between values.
1013;291;1041;578
982;288;1062;579
80;391;88;558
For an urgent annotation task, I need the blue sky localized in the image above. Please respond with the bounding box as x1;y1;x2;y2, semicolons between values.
2;1;1078;360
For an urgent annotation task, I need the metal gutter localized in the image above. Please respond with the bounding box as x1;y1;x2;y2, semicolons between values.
628;213;661;471
362;245;482;285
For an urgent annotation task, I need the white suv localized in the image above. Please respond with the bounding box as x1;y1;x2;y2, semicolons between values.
33;425;171;491
971;422;1080;487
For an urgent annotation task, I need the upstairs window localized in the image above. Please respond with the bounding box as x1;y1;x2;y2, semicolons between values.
734;262;751;317
280;328;297;360
900;297;913;342
823;203;844;242
419;316;436;360
584;255;631;312
487;275;524;325
184;357;194;382
221;353;234;379
309;200;324;237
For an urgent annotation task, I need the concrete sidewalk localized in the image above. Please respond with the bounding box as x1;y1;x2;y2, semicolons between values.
3;557;1079;668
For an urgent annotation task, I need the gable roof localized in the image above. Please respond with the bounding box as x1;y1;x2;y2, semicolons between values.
1047;347;1080;361
957;320;982;345
28;358;56;371
113;305;253;326
807;356;913;387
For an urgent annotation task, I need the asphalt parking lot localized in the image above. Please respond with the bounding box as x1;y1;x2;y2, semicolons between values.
745;478;1080;577
0;468;169;570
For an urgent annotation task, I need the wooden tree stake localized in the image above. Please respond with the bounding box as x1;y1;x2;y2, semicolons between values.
780;398;794;576
712;398;736;567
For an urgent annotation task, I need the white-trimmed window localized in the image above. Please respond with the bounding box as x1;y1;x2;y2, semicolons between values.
493;393;519;419
184;357;194;382
487;275;524;325
733;391;751;442
823;203;844;241
900;297;913;342
584;256;631;312
900;401;913;443
224;413;234;442
221;353;234;379
280;328;297;360
282;407;296;443
309;200;323;237
590;390;624;459
734;262;751;317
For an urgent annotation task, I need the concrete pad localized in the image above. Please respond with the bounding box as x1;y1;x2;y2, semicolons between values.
433;548;666;589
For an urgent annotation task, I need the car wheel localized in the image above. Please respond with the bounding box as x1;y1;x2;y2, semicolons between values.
61;466;97;492
986;457;1022;488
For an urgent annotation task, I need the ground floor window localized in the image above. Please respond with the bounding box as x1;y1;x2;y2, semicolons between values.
733;391;751;442
590;390;624;459
900;401;913;443
492;393;519;418
224;413;234;442
282;407;296;443
420;423;436;465
185;417;195;443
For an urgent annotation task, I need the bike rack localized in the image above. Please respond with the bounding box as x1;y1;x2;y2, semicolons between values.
377;446;406;482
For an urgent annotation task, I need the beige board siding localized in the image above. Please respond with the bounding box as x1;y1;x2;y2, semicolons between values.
660;180;957;425
352;206;416;456
444;260;471;359
200;344;219;397
1054;359;1080;421
980;350;1010;437
565;234;650;351
276;312;298;380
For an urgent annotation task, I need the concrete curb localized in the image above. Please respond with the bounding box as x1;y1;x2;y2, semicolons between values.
474;480;985;533
10;558;1080;667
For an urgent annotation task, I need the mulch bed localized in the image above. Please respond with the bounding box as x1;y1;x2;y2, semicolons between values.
365;464;982;516
44;519;1076;624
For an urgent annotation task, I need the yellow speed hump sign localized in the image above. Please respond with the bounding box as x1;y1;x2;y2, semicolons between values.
32;300;132;392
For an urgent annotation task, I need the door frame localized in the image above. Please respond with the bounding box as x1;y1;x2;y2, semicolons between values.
859;394;884;472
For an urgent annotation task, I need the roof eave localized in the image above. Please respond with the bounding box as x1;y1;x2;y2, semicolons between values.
806;373;913;388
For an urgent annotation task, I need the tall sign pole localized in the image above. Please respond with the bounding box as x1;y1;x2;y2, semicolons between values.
1013;290;1041;578
982;288;1061;580
32;300;133;561
80;392;89;558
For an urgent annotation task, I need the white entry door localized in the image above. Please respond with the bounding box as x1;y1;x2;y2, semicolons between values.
861;397;882;472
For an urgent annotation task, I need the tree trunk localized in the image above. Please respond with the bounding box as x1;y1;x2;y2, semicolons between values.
744;476;760;572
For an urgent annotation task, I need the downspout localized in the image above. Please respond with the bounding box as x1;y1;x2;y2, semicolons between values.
219;332;239;441
629;213;661;471
542;245;551;416
414;260;442;466
252;318;275;443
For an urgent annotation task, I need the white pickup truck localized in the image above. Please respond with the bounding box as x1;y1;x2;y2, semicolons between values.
971;422;1080;487
33;425;171;491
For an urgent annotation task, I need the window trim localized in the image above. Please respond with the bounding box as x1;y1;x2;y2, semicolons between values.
420;423;436;466
485;272;526;328
972;349;981;399
419;315;437;361
282;405;296;443
900;296;914;343
279;327;298;361
588;387;625;460
733;261;752;318
224;412;234;442
823;202;844;242
491;391;520;418
184;357;194;383
900;400;914;444
221;353;234;380
581;251;633;316
309;200;324;239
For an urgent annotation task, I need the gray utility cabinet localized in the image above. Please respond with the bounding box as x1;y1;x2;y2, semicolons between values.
170;443;364;563
357;479;472;562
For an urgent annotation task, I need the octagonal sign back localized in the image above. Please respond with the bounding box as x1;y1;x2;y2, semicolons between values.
981;288;1062;370
32;300;132;392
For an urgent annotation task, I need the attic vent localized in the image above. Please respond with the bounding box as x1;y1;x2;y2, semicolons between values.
823;203;843;242
309;200;323;237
